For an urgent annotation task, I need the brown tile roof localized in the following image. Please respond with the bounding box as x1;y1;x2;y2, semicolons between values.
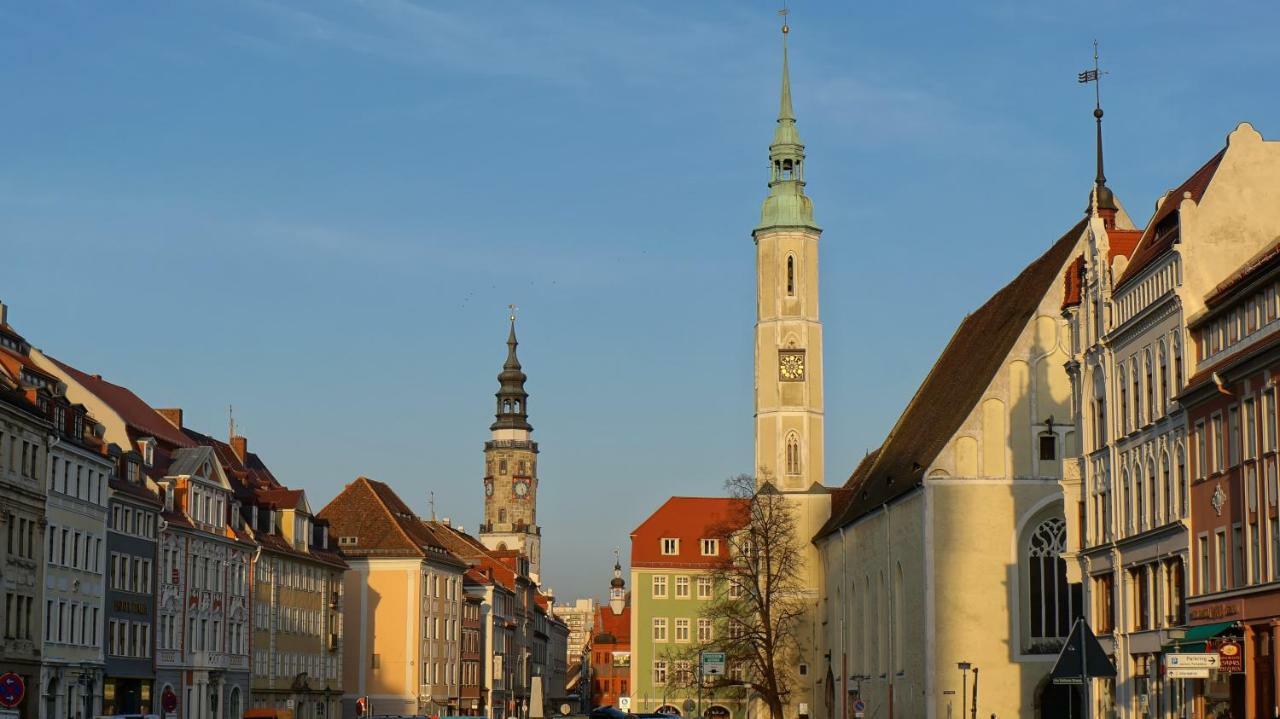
1115;149;1226;290
630;497;747;568
593;605;631;644
817;217;1088;540
47;355;195;450
318;477;465;567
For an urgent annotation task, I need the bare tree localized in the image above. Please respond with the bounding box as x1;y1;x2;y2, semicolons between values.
699;473;807;719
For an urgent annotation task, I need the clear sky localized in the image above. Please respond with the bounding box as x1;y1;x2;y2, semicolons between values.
3;1;1278;601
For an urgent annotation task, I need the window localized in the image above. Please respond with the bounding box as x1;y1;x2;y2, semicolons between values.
1246;397;1258;460
1039;434;1057;462
1118;369;1129;434
700;538;719;556
674;618;690;642
1213;414;1225;473
1198;535;1210;593
660;538;679;556
1233;524;1244;589
1230;406;1242;467
1145;351;1154;420
652;617;668;642
652;575;668;598
1026;517;1077;644
697;618;713;642
697;576;712;599
1132;566;1150;631
1177;446;1189;518
1215;529;1228;591
785;433;801;476
1094;573;1115;632
652;660;668;686
785;255;795;296
1250;523;1262;584
674;576;690;598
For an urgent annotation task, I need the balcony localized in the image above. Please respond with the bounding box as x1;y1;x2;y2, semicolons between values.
191;651;228;669
229;654;249;671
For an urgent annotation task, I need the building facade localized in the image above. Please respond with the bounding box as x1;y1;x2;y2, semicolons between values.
104;450;162;716
480;319;543;584
0;306;50;719
817;215;1093;719
589;562;630;711
319;477;466;719
630;498;748;719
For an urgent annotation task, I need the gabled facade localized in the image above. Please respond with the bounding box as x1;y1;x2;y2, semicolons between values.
816;216;1093;719
318;478;466;719
1061;122;1280;718
630;497;748;719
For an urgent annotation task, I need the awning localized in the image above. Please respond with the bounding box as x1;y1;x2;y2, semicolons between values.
1161;621;1239;653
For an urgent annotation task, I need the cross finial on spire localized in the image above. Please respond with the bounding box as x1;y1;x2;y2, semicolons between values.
508;303;518;323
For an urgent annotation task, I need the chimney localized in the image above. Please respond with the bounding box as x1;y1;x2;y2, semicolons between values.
231;435;248;461
157;408;184;430
0;301;7;327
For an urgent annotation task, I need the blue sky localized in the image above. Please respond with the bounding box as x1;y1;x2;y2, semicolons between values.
3;1;1278;601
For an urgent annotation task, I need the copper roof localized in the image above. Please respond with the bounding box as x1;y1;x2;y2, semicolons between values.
818;217;1088;539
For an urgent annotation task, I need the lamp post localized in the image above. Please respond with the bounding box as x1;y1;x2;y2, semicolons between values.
956;663;971;719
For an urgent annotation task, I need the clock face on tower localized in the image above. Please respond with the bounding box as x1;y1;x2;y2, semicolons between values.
513;479;530;498
779;350;806;381
484;479;494;497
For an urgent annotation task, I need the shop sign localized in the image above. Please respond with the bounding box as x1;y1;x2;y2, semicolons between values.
1167;667;1211;679
1167;653;1220;669
1216;640;1244;673
1188;603;1240;621
114;599;149;615
611;652;630;668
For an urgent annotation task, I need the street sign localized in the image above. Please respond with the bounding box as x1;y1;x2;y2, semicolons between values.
1167;667;1211;679
1050;618;1116;685
700;651;727;676
0;674;24;709
618;697;631;711
852;699;865;719
1167;653;1220;669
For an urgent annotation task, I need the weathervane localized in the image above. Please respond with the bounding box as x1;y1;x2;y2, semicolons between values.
508;303;518;323
1078;40;1111;194
779;2;789;33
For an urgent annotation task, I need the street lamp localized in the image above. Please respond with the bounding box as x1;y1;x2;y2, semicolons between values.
956;663;971;719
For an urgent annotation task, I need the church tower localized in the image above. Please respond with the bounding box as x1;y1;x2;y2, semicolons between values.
754;20;824;492
480;314;542;582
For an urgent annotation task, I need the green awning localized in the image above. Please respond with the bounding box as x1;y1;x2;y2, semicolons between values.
1161;621;1238;653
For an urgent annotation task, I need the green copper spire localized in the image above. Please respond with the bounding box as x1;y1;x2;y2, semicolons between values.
756;19;819;235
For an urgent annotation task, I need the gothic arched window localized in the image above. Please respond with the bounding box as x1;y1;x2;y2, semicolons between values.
1122;466;1132;534
1135;463;1145;531
1026;517;1077;644
1161;452;1172;525
786;255;796;296
1118;367;1128;434
1177;445;1188;518
785;434;801;476
1147;460;1157;529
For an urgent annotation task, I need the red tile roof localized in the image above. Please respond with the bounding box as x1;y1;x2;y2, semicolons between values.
818;217;1088;539
593;605;631;644
630;497;747;568
1115;149;1226;290
1108;228;1144;262
1061;255;1086;310
318;477;465;567
47;355;195;450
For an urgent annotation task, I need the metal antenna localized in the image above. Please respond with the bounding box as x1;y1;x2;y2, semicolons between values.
429;491;436;521
228;404;236;440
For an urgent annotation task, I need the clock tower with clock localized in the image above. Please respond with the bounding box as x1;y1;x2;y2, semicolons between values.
753;19;824;493
479;314;542;582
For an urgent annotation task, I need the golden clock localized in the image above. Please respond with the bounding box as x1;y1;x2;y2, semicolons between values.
779;351;806;381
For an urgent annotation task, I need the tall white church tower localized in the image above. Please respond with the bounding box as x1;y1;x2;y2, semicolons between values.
754;19;824;493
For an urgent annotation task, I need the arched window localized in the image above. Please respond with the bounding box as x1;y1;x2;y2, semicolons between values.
1026;517;1078;645
1101;468;1112;542
1132;359;1142;427
1135;463;1145;531
1147;460;1157;529
1158;341;1169;414
1118;368;1128;434
1173;334;1184;392
785;434;801;476
786;255;796;296
1122;467;1132;534
1161;452;1172;525
498;509;506;523
1177;445;1188;518
1145;350;1155;420
1093;371;1107;448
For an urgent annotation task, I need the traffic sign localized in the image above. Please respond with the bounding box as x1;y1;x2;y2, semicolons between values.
1167;653;1220;669
0;674;23;709
1167;667;1211;679
852;699;865;718
618;697;631;711
700;651;727;676
1050;618;1116;685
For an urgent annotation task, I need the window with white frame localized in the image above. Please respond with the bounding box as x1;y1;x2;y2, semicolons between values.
697;618;713;642
674;618;690;643
652;617;668;642
674;576;690;598
661;538;679;556
700;538;719;556
653;660;668;685
652;575;668;598
696;576;712;599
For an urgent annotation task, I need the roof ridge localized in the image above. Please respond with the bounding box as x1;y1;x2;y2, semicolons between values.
354;477;425;558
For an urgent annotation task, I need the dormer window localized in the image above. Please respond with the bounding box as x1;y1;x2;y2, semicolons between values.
338;536;358;547
700;539;719;556
139;438;156;467
661;538;680;556
127;462;140;483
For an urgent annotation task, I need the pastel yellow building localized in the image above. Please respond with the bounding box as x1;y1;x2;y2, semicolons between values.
817;216;1095;719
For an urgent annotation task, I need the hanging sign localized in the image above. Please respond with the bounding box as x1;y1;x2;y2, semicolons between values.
1217;640;1244;673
